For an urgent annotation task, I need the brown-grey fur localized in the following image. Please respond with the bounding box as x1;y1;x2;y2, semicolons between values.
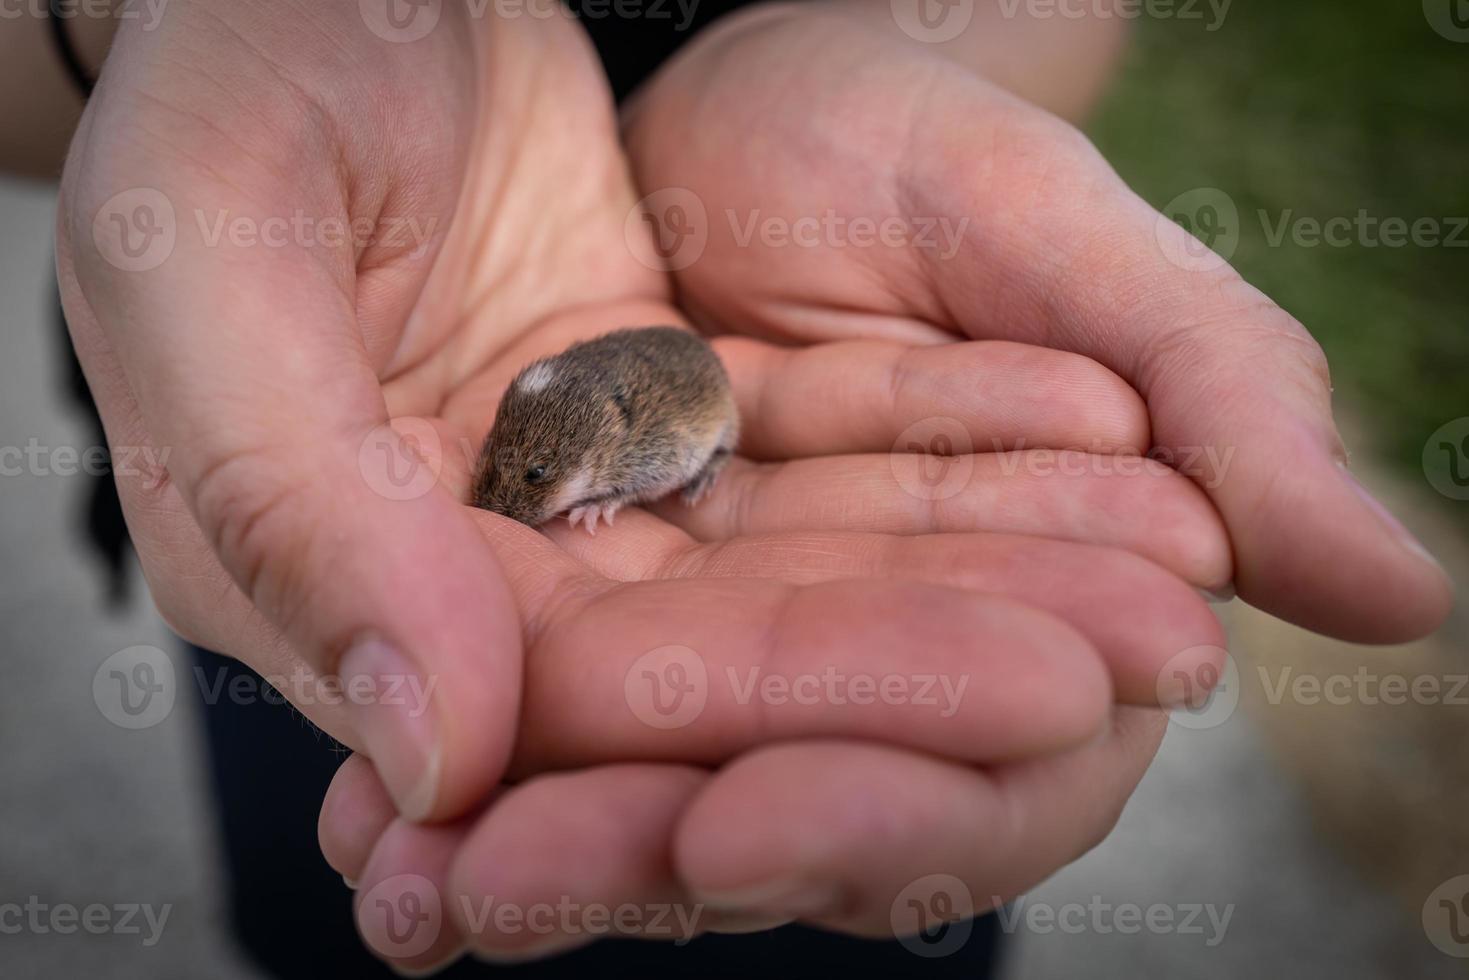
469;327;739;529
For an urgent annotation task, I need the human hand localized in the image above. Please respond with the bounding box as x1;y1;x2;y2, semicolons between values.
58;1;1223;835
621;1;1453;642
320;699;1170;970
302;325;1223;971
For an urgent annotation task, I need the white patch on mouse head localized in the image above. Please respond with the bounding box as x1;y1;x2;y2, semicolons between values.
517;361;556;394
546;464;597;518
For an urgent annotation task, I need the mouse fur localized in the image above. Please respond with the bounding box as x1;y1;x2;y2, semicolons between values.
470;327;739;532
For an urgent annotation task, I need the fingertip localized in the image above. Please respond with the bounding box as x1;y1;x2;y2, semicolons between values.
318;753;398;883
353;821;467;974
1234;448;1455;644
987;342;1153;454
1134;458;1236;591
1012;606;1115;752
446;765;705;960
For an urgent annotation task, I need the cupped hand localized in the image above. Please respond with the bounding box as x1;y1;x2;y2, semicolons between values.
58;1;1223;831
320;708;1169;970
620;0;1453;642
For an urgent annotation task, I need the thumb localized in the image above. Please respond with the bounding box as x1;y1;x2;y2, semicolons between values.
60;134;520;824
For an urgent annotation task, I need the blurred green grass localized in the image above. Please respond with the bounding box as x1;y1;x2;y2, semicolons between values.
1087;0;1468;488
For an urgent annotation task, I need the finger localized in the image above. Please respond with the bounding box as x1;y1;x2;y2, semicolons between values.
319;758;789;959
354;816;473;974
553;519;1224;708
672;709;1166;932
448;765;712;960
470;512;1113;773
712;335;1149;460
897;83;1452;641
652;451;1232;590
319;754;400;888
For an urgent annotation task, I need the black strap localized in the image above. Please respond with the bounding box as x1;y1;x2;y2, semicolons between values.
47;1;97;99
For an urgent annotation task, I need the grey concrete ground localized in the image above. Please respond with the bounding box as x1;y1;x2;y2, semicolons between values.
0;181;264;978
0;176;1458;979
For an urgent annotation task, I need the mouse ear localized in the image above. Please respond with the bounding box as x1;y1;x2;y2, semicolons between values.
609;384;634;429
514;359;558;394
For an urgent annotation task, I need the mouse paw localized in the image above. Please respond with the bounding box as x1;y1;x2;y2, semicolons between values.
567;501;622;535
567;504;598;534
681;448;732;506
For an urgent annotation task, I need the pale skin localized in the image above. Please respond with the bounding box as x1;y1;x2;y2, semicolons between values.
24;0;1450;971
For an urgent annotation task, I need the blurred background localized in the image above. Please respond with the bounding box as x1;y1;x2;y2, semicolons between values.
1;0;1465;977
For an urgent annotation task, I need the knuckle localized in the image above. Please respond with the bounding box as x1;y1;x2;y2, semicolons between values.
190;443;321;633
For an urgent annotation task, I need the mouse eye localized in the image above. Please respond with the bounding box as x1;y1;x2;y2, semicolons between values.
524;465;547;484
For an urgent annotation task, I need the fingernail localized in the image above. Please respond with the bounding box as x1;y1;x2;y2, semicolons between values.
1199;583;1236;603
340;636;441;822
1339;462;1444;571
343;875;358;890
697;878;842;918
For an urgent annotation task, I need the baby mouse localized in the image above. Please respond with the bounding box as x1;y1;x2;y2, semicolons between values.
470;326;740;533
